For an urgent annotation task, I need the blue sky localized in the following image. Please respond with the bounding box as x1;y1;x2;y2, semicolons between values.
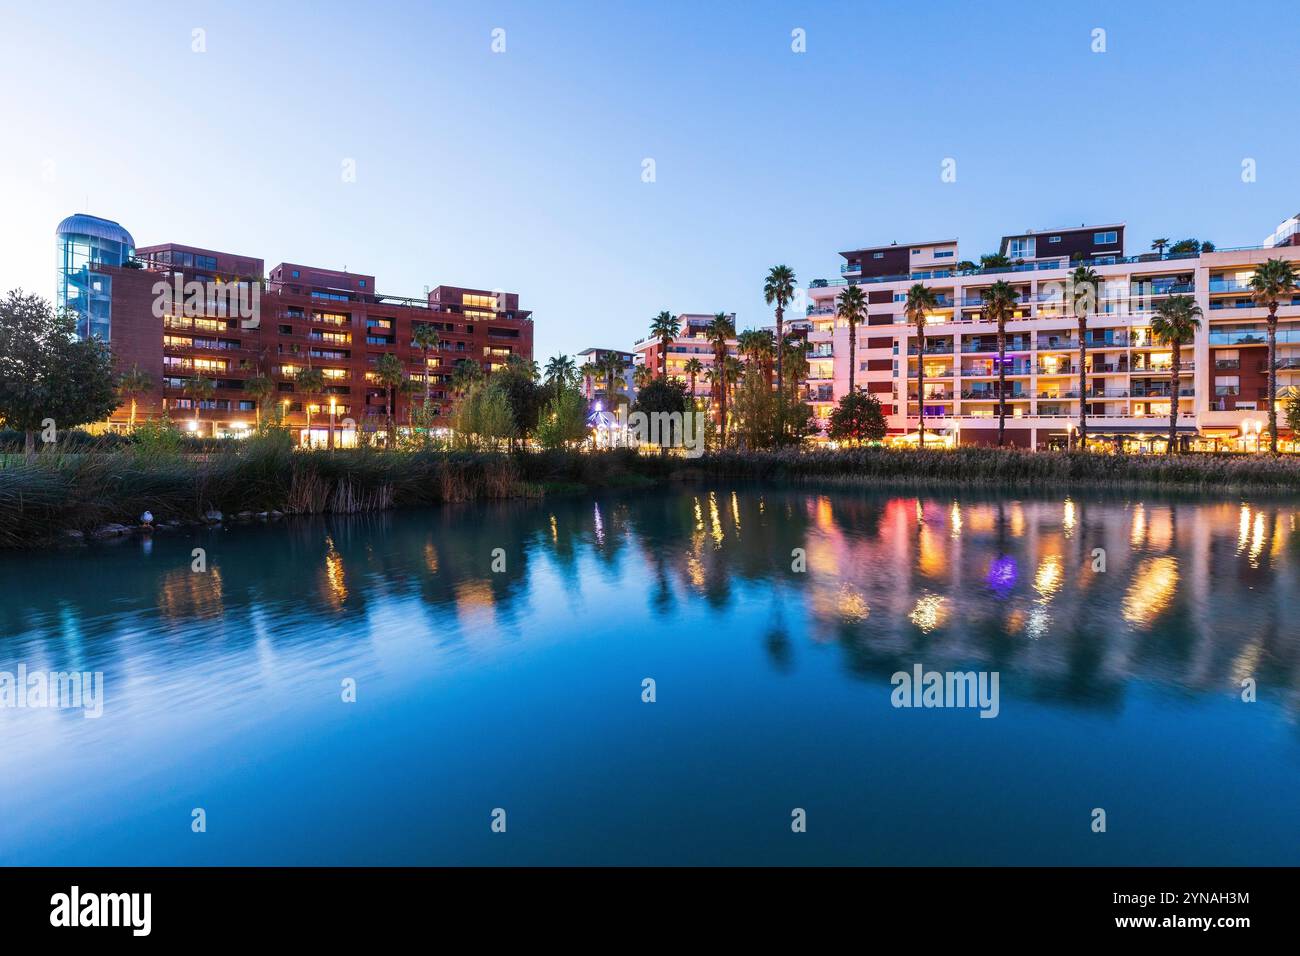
2;0;1297;359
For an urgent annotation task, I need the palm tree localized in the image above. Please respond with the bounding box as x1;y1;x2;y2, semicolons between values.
1150;295;1202;455
412;323;440;404
683;357;703;400
1069;266;1101;449
764;266;797;398
1249;258;1298;453
375;353;405;445
451;358;483;399
904;284;938;448
544;354;576;398
244;374;274;429
633;364;655;391
979;253;1011;270
579;361;599;401
1151;238;1170;256
117;363;152;429
601;353;627;409
835;284;867;394
649;311;679;378
294;366;325;443
400;377;423;432
706;312;736;445
980;280;1020;447
183;376;215;429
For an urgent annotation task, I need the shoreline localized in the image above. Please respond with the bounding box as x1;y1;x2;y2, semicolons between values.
6;443;1300;550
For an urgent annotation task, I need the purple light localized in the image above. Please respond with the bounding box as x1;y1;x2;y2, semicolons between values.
987;556;1018;593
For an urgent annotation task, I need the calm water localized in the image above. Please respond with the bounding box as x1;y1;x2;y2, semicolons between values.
1;485;1298;865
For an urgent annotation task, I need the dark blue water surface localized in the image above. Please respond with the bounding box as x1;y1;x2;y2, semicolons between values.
1;486;1298;865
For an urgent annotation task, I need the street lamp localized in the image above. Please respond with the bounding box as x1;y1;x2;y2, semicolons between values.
328;398;337;451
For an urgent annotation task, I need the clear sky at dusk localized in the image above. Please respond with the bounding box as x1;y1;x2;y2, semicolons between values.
2;0;1297;360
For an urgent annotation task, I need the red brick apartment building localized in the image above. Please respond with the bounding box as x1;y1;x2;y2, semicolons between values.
54;215;532;443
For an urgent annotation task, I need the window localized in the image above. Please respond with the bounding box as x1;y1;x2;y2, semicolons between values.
872;252;885;259
934;250;954;258
1048;236;1061;244
1094;231;1118;245
359;280;366;288
291;270;300;278
1008;238;1035;260
911;249;921;255
195;255;217;271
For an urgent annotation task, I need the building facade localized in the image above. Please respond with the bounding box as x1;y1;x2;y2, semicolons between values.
55;214;533;442
804;222;1300;449
632;313;738;399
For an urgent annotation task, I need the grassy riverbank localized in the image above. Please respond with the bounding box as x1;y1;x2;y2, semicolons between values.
4;437;1300;547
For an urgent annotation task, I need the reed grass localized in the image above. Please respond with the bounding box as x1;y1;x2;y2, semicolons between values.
4;440;1299;548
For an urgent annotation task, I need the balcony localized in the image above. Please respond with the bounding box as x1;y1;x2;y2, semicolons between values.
961;340;1030;354
908;343;954;355
1209;279;1251;293
841;262;862;274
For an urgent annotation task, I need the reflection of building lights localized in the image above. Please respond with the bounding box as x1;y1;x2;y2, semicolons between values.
1121;556;1178;627
1034;555;1062;599
836;584;869;622
987;556;1018;593
950;502;962;537
909;594;946;633
1063;498;1076;535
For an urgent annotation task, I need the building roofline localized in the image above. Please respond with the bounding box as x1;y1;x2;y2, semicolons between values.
839;240;957;258
1000;222;1126;241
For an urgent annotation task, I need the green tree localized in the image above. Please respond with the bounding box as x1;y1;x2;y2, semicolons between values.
764;266;797;399
836;284;867;394
412;323;440;404
117;363;153;429
904;283;939;448
1249;258;1298;453
375;352;406;446
981;280;1020;447
544;354;576;398
451;358;484;398
828;391;887;445
683;357;703;400
244;374;274;429
649;311;679;378
0;291;117;455
536;386;589;449
1069;265;1101;448
183;376;216;428
979;253;1011;270
1151;238;1170;256
600;352;627;410
294;365;325;440
706;312;736;446
1150;295;1202;455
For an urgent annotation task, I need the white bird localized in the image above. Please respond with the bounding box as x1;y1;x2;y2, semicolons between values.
141;511;154;525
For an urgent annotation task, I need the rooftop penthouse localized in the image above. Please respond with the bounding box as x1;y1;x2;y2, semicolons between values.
804;217;1300;450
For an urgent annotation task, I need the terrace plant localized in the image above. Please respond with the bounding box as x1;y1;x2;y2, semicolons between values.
1248;258;1298;453
1150;295;1202;455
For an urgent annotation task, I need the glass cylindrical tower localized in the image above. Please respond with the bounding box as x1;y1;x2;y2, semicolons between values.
55;213;135;341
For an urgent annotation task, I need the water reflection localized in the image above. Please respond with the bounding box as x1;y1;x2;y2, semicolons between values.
2;486;1299;864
